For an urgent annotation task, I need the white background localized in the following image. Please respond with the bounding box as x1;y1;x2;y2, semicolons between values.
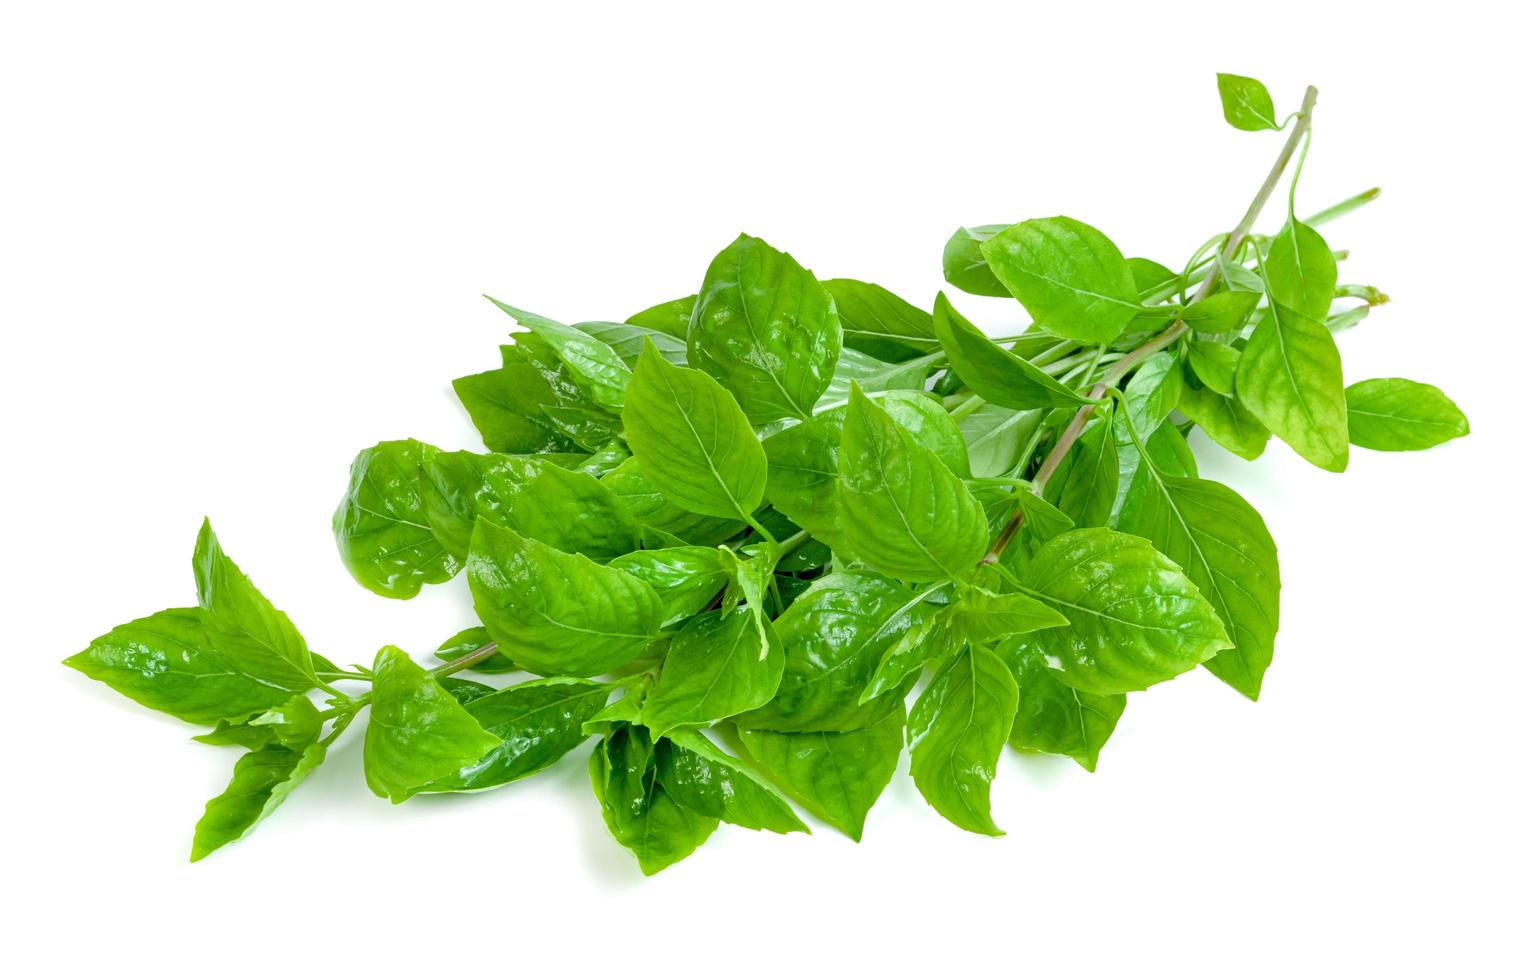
4;2;1528;976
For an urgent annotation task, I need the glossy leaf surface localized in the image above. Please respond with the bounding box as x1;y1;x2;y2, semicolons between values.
1237;305;1349;472
590;725;717;875
363;646;500;803
980;216;1141;344
191;740;327;861
333;439;460;599
822;278;938;359
908;646;1018;835
194;520;317;690
658;730;808;834
1001;641;1124;771
933;293;1092;409
427;678;609;792
641;607;784;737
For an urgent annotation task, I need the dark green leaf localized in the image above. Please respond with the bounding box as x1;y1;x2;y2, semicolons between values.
467;521;665;677
942;224;1011;297
451;363;579;455
362;646;500;803
909;646;1018;835
980;216;1141;344
423;449;640;561
736;705;905;841
933;293;1093;409
687;234;841;423
658;730;808;834
1016;528;1231;694
622;341;767;521
589;725;717;875
600;457;744;545
836;386;988;581
426;678;609;792
608;547;729;623
1345;378;1470;451
641;607;784;737
1216;72;1281;131
736;570;935;732
822;278;938;359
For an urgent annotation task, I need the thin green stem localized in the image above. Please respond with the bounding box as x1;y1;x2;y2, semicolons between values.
947;394;985;422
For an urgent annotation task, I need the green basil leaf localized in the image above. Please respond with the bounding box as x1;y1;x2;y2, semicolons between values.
735;705;905;841
467;520;665;677
942;224;1011;297
589;725;717;875
1216;72;1281;131
822;278;938;359
960;404;1042;479
908;646;1018;836
423;449;639;561
687;234;842;423
439;677;497;705
432;625;516;673
817;347;931;407
486;297;632;410
1117;470;1281;701
1188;340;1242;395
949;586;1068;644
1345;378;1470;451
658;730;808;834
331;439;460;599
1182;290;1261;334
1013;490;1076;559
66;608;305;725
641;607;785;737
609;547;729;623
1127;257;1181;296
933;293;1093;409
622;340;767;521
425;678;609;792
600;457;744;545
194;520;317;690
451;363;581;455
626;295;696;338
190;740;328;861
1236;305;1349;472
836;386;988;581
736;570;935;732
1046;415;1118;528
1016;528;1232;695
1123;351;1184;437
859;613;951;705
574;320;687;368
1000;641;1124;772
194;695;322;750
1266;219;1338;322
1179;381;1270;460
980;216;1141;344
362;646;501;803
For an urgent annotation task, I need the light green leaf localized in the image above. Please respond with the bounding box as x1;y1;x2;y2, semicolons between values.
641;607;784;737
609;547;729;623
1182;290;1261;334
425;677;609;792
432;625;516;673
1236;305;1349;472
622;341;767;521
822;278;938;359
190;740;328;861
1266;219;1338;323
332;439;460;599
959;404;1043;479
363;646;500;803
836;386;988;581
626;295;696;337
817;347;931;407
933;293;1092;409
1118;468;1281;701
600;457;744;545
193;694;321;750
908;646;1018;836
451;363;579;455
687;234;842;423
1000;641;1124;771
66;608;305;725
1216;72;1281;131
1046;415;1118;528
1016;527;1231;695
736;705;905;841
194;520;317;691
467;521;665;677
1188;340;1242;395
574;319;687;367
1180;381;1270;460
1345;378;1470;451
942;224;1011;297
980;216;1141;344
948;585;1068;644
658;730;808;834
1123;351;1184;437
